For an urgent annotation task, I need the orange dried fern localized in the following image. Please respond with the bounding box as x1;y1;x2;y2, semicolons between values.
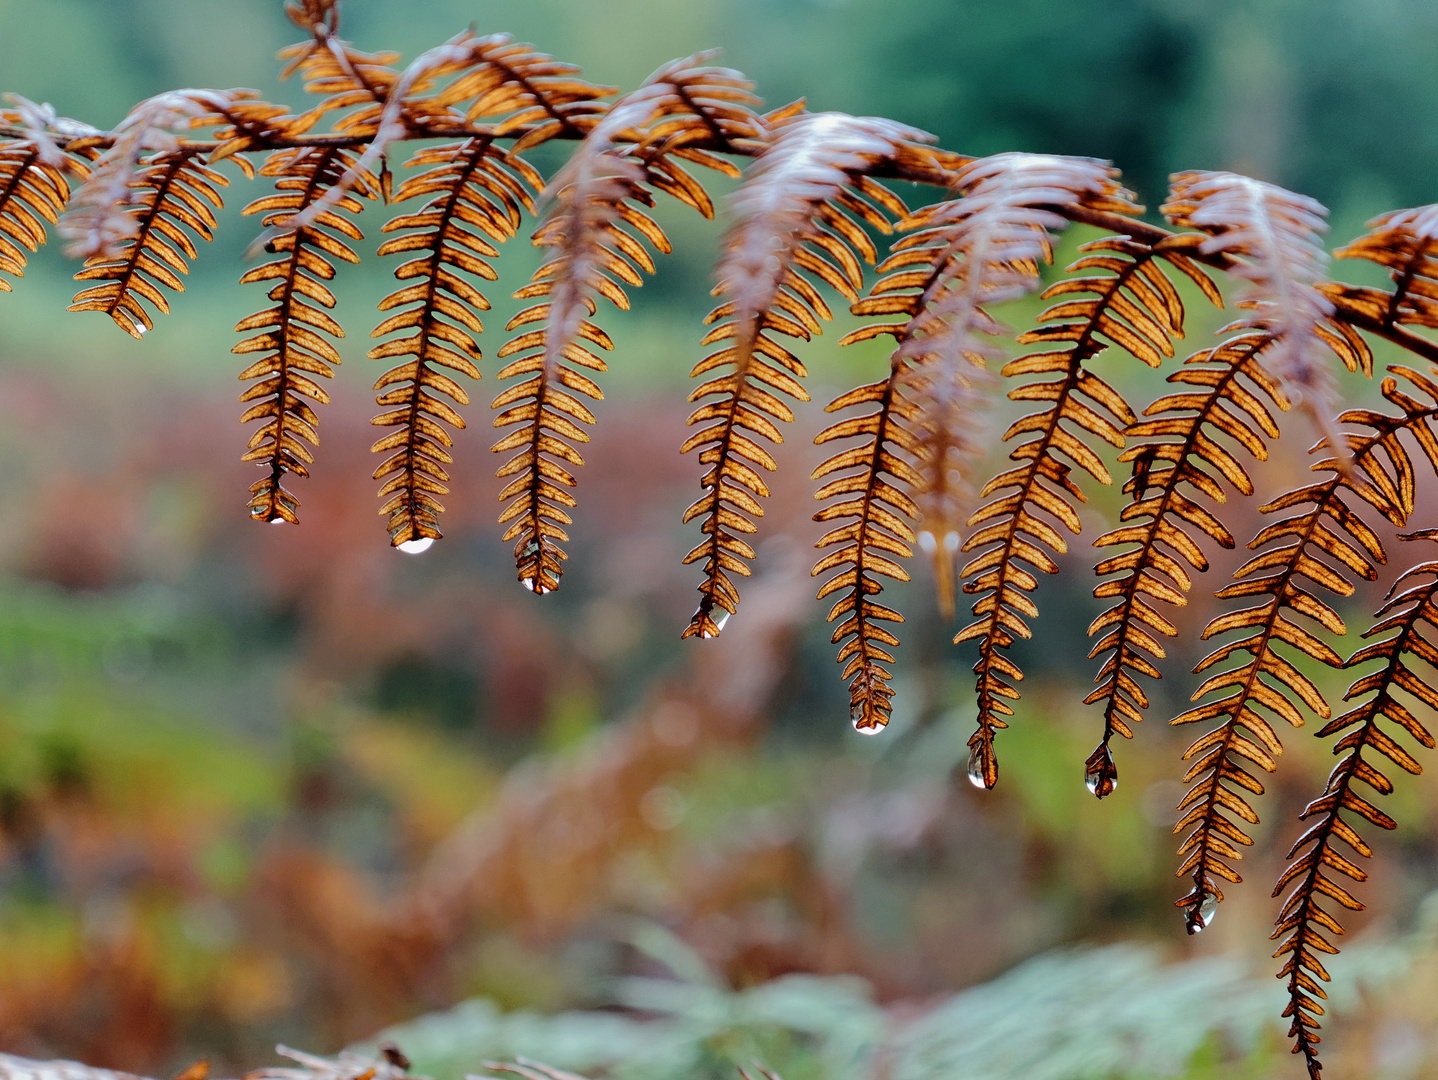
494;56;762;593
681;110;925;638
1273;532;1438;1078
1174;367;1438;932
236;146;377;524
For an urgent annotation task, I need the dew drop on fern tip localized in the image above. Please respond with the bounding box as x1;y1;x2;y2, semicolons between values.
966;748;988;789
1194;894;1218;932
849;702;881;734
397;537;434;555
1085;766;1115;799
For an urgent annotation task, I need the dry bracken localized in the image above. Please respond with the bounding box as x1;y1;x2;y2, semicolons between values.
8;5;1438;1072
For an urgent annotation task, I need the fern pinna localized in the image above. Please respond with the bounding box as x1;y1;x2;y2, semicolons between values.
10;1;1438;1069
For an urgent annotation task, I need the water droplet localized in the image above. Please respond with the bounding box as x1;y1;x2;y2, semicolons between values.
1085;767;1116;798
1194;894;1218;931
917;531;938;554
521;540;540;559
397;537;434;555
849;700;882;733
134;325;147;336
966;747;989;789
521;578;535;592
714;611;730;632
943;531;960;553
268;517;286;526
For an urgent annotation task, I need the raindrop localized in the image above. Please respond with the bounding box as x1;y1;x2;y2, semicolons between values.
397;537;434;555
1085;766;1116;799
1194;894;1218;932
966;747;989;789
849;700;881;733
134;325;147;336
268;517;286;526
714;611;730;632
521;578;535;592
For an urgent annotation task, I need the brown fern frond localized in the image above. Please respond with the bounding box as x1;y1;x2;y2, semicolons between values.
369;139;540;549
494;57;764;594
881;154;1148;784
682;112;929;639
438;37;616;146
64;148;231;338
236;146;377;524
1173;366;1438;933
0;124;81;291
811;369;925;731
58;90;244;264
1330;203;1438;340
1163;172;1344;445
1272;532;1438;1078
1086;326;1285;795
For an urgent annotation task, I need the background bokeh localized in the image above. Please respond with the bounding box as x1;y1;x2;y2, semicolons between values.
2;1;1438;1077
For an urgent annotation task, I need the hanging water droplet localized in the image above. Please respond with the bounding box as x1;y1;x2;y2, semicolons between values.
1084;766;1116;798
397;537;434;555
521;578;535;592
917;531;938;554
134;325;147;336
1194;894;1218;931
966;747;989;789
714;611;730;633
268;517;286;526
849;700;881;733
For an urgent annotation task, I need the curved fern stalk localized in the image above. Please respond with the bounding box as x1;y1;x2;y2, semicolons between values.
369;140;539;548
896;153;1145;787
682;111;930;639
1273;532;1438;1079
493;57;763;595
0;98;93;291
1173;367;1438;934
57;90;247;338
1163;172;1344;452
236;147;378;525
1086;327;1283;797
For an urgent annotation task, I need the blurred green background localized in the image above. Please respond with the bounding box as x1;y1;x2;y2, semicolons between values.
1;1;1438;1078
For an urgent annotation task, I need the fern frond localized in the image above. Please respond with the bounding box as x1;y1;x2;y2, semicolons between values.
494;57;761;593
64;149;230;338
883;153;1147;785
58;90;242;264
1173;367;1438;933
438;37;616;145
811;369;925;731
236;146;377;524
1330;203;1438;338
1086;325;1284;794
1163;172;1344;444
682;111;928;639
1272;532;1438;1078
369;139;539;548
0;132;79;292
